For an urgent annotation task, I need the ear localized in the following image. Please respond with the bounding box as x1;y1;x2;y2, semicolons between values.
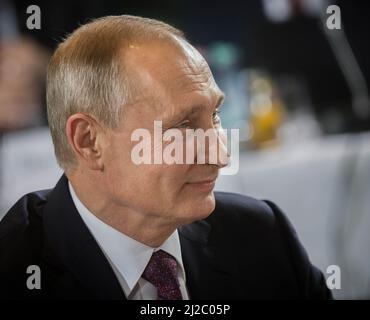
66;113;105;171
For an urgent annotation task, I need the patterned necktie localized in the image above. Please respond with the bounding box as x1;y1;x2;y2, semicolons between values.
142;249;183;300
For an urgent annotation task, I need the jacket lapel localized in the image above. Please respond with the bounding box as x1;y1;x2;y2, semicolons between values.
179;217;241;299
42;174;125;299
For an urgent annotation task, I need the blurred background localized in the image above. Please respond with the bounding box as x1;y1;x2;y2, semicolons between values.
0;0;369;299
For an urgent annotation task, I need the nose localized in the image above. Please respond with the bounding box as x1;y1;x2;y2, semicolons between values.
193;126;230;168
214;127;230;168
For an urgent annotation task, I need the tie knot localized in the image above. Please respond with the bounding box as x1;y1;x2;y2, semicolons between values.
142;249;183;300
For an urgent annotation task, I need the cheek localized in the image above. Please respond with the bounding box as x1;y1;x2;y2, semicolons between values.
107;161;189;202
134;164;191;213
104;133;192;208
103;136;142;196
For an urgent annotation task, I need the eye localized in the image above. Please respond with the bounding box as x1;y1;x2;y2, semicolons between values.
177;120;191;129
212;109;221;123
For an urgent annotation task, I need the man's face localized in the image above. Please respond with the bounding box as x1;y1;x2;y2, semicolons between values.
101;39;228;226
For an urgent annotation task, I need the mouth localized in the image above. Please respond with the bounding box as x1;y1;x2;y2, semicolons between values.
185;176;218;192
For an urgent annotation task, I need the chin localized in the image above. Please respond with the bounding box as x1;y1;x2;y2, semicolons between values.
181;192;216;224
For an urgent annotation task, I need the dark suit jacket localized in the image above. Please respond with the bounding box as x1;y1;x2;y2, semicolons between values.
0;175;331;300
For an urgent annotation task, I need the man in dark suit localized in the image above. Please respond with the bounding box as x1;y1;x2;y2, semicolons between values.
0;15;331;300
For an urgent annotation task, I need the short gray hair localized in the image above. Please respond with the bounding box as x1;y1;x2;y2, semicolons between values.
46;15;184;170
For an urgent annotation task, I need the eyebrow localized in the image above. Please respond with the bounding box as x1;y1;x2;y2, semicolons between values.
166;92;225;125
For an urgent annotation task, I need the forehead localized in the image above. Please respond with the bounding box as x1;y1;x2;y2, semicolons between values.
124;38;222;116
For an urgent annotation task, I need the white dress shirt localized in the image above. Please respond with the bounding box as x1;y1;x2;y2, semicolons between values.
68;182;189;300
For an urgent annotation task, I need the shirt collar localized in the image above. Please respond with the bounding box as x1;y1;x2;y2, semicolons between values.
68;181;186;295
